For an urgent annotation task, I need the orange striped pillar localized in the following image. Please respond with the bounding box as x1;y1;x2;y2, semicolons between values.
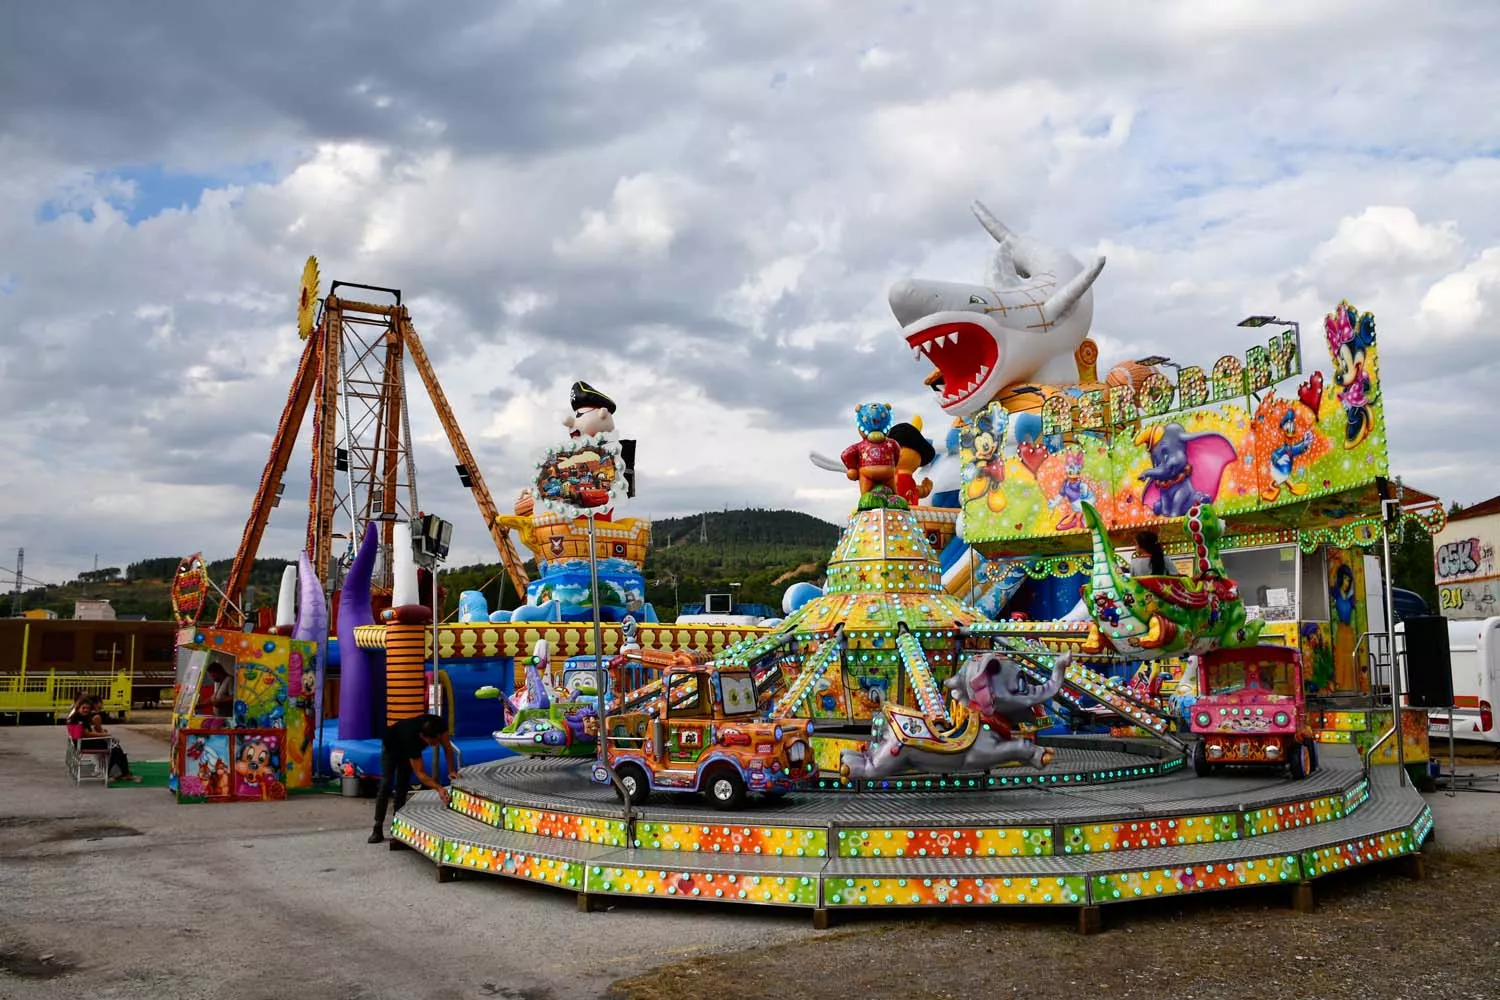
384;605;433;726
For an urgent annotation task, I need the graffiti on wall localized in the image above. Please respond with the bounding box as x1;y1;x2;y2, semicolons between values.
1435;537;1495;582
1439;579;1499;618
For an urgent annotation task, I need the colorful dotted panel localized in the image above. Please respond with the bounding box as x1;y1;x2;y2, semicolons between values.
1093;856;1301;902
442;842;584;888
352;622;763;657
1061;815;1237;854
824;509;945;595
450;788;502;827
1311;710;1371;733
1242;793;1353;837
632;822;827;857
390;815;441;860
503;806;628;847
1300;830;1417;877
825;875;1086;907
837;826;1052;858
587;867;815;906
1343;779;1371;813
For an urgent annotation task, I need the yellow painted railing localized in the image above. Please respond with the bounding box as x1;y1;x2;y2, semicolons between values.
0;671;133;720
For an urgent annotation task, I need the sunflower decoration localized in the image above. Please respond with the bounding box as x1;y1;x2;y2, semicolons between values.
297;256;321;340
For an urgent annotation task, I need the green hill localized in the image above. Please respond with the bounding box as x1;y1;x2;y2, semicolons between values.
1;509;842;623
0;557;295;622
443;508;841;620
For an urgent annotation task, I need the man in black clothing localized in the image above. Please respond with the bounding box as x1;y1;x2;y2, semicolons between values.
368;713;460;844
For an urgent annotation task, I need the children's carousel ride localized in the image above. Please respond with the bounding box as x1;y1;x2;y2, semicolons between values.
386;203;1434;929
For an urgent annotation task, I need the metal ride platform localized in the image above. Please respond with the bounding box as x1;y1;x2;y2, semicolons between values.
389;742;1433;931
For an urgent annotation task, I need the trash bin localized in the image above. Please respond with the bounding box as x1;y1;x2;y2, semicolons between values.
341;775;362;797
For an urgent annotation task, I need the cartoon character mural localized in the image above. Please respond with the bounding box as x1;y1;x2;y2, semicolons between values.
1247;398;1329;504
1316;548;1369;693
1325;304;1377;448
958;402;1010;513
169;626;318;801
1135;421;1236;517
1047;448;1096;531
234;734;286;801
1299;622;1335;694
898;280;1393;544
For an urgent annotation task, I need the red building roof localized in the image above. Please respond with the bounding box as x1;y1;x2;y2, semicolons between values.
1450;495;1500;523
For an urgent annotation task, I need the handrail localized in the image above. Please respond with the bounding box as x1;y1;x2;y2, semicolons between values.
1362;721;1398;776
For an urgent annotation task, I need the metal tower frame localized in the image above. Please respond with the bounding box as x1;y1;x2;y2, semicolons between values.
213;263;529;629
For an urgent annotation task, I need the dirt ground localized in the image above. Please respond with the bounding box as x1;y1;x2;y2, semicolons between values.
4;720;1498;1000
612;845;1500;1000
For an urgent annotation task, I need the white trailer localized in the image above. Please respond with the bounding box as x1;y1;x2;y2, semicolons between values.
1420;616;1499;744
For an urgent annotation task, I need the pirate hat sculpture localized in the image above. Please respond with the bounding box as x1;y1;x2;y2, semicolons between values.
570;380;617;414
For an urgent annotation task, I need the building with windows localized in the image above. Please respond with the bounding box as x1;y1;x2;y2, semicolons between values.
0;618;181;718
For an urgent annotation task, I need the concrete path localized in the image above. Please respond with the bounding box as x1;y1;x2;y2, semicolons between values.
2;721;1496;998
0;722;813;999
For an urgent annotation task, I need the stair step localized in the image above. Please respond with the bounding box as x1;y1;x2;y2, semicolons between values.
390;766;1432;910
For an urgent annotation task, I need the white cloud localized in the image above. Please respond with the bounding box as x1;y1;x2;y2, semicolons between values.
553;173;697;262
1418;248;1500;340
2;0;1500;583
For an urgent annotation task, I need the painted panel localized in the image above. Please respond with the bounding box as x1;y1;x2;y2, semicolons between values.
836;826;1052;859
635;822;827;857
1092;856;1302;903
588;867;816;906
825;875;1086;907
960;302;1389;548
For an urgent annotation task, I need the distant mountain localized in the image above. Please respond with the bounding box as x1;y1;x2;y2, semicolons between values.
1;509;844;623
648;508;841;549
439;508;841;620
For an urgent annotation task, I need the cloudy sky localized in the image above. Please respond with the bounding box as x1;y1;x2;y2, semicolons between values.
2;1;1498;585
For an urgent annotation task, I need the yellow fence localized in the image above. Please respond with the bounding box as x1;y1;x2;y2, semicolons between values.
0;671;133;721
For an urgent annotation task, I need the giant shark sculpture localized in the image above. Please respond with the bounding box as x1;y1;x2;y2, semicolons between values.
890;201;1106;417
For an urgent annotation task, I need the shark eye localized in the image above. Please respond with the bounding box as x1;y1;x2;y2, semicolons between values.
968;294;986;305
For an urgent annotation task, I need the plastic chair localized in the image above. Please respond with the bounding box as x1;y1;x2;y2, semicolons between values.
65;723;115;786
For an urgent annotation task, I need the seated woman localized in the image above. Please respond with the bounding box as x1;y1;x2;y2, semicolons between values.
71;695;141;783
1129;530;1171;577
64;693;93;739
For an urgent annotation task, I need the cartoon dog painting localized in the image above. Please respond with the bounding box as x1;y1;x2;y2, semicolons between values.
234;737;286;801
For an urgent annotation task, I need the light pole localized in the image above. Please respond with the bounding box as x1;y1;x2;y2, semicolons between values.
412;513;454;773
1237;315;1303;370
652;573;679;613
1380;494;1408;787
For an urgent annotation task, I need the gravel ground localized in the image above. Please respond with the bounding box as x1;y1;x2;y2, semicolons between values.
612;845;1500;1000
4;719;1497;1000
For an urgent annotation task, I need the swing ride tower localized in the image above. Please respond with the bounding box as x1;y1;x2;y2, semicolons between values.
212;258;529;628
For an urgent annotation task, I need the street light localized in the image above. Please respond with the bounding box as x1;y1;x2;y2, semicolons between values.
1238;315;1303;372
652;573;679;610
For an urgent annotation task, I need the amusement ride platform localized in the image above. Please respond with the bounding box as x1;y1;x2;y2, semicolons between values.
389;740;1433;930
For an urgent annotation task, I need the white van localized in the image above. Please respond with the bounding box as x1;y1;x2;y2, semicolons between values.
1419;617;1499;744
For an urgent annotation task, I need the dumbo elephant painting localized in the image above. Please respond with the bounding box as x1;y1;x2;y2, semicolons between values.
891;203;1106;417
839;653;1069;779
